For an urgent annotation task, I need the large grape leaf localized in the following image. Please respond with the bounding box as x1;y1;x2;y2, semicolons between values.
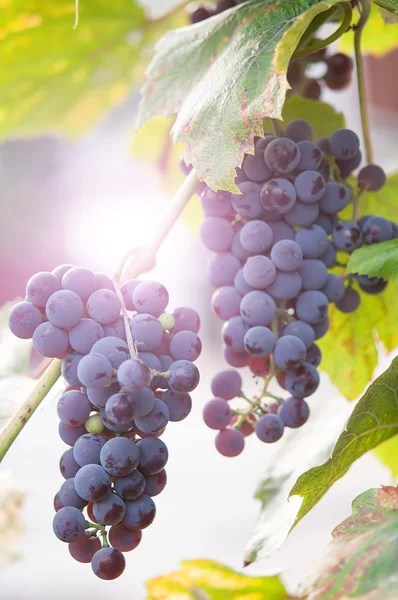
145;559;292;600
301;486;398;600
340;4;398;57
289;357;398;527
244;392;350;565
319;173;398;400
0;1;185;137
138;0;350;192
347;239;398;280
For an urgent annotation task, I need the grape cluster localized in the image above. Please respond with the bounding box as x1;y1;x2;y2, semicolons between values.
288;50;354;100
8;267;201;579
187;0;248;24
194;120;394;457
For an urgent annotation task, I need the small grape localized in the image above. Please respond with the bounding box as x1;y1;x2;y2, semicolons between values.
264;138;301;174
211;369;242;400
231;181;263;218
270;240;303;271
161;389;192;422
159;313;175;331
137;437;168;475
362;216;393;244
59;478;87;509
332;221;362;251
133;399;169;435
114;471;146;501
57;390;92;427
144;470;167;497
330;128;360;160
62;267;97;302
240;290;276;326
91;547;126;580
93;492;126;526
260;178;297;214
69;318;104;355
282;321;315;349
84;414;105;435
294;170;325;203
100;437;140;477
266;271;302;300
123;495;156;531
273;335;306;370
77;353;113;389
297;141;322;170
243;326;276;357
26;271;61;308
215;428;245;457
69;535;101;563
74;464;112;502
169;330;202;361
319;181;350;214
357;164;386;191
295;225;328;258
33;322;69;358
108;526;142;552
117;359;151;392
296;291;329;324
278;398;309;428
255;414;284;443
203;398;233;430
239;220;273;253
243;255;276;289
299;259;328;290
285;363;320;398
87;289;121;325
8;301;43;339
168;360;200;393
53;506;85;543
336;288;361;313
130;314;163;352
284;119;313;143
212;286;242;321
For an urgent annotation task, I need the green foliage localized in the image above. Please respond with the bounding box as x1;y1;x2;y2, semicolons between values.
0;1;185;137
340;4;398;57
348;239;398;280
290;357;398;527
138;0;349;192
319;173;398;400
278;96;345;138
145;559;292;599
244;394;350;565
374;0;398;21
373;437;398;477
301;486;398;600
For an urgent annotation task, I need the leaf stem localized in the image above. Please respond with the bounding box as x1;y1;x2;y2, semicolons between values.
293;3;352;59
0;358;62;462
354;0;373;164
115;169;199;283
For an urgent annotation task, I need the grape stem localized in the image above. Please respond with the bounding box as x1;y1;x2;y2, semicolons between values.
115;168;199;284
112;277;139;360
354;0;373;164
0;358;62;462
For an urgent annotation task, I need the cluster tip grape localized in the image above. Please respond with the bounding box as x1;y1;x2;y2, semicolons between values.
8;267;202;579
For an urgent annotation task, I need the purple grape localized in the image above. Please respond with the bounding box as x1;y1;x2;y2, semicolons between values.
33;322;69;358
212;286;242;321
171;307;200;334
322;274;345;303
284;200;319;227
91;336;129;369
93;492;126;526
108;525;142;552
100;409;134;433
86;289;121;325
161;389;192;421
117;359;151;392
215;428;245;457
74;464;112;501
222;316;248;352
69;535;101;563
60;448;80;479
58;422;87;446
319;181;350;214
132;281;169;318
130;314;163;352
223;346;250;368
133;398;169;435
169;330;202;362
264;138;301;174
273;335;306;370
203;398;232;430
314;213;337;235
52;264;74;280
270;221;295;244
168;360;200;392
91;547;126;580
336;288;361;313
319;242;337;268
359;278;388;295
239;220;273;253
8;301;43;339
283;320;314;349
295;225;328;258
242;143;272;182
207;252;241;288
244;326;275;357
358;164;386;191
114;470;145;500
201;188;231;217
121;279;142;311
296;291;329;324
231;181;263;218
200;217;234;252
62;267;97;302
285;363;320;398
362;216;393;244
45;290;84;330
299;259;328;290
317;137;331;153
100;437;140;477
211;369;242;400
294;170;325;203
57;390;92;427
53;506;85;543
279;398;309;428
144;470;167;497
102;317;127;341
260;178;297;214
73;434;106;467
234;268;253;296
95;273;114;290
240;290;276;326
312;315;330;340
333;221;362;251
68;318;103;355
26;271;61;308
105;393;135;425
306;343;322;366
243;255;276;289
285;119;313;143
330;128;360;160
59;478;87;509
55;492;64;512
256;414;284;442
86;382;120;409
123;495;156;531
77;353;113;389
266;271;302;300
128;388;156;418
336;150;362;178
297;141;322;170
271;240;303;271
137;437;168;475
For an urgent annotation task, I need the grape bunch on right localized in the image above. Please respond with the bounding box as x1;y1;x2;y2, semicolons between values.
192;119;395;457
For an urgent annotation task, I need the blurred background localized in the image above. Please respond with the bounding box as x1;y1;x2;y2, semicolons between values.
0;1;397;598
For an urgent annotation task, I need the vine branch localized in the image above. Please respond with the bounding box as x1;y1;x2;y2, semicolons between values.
0;358;62;462
293;3;352;59
354;0;372;164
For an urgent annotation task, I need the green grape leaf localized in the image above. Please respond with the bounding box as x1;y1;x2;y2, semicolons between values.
279;95;345;139
138;0;350;192
289;357;398;528
301;485;398;600
244;394;351;565
373;436;398;477
378;5;398;23
0;2;186;137
347;239;398;280
374;0;398;21
145;559;292;599
319;173;398;400
340;4;398;57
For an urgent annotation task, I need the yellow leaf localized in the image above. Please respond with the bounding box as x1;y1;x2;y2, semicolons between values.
340;4;398;57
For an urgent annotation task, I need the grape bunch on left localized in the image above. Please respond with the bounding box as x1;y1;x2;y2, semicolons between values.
8;267;202;580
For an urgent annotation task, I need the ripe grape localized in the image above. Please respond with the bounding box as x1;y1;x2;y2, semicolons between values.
296;291;329;324
8;302;43;339
77;353;113;389
278;398;310;428
73;434;106;467
243;326;276;357
358;164;386;191
117;359;151;392
108;526;142;552
132;281;169;317
222;316;248;352
215;428;245;457
91;337;129;369
240;290;276;326
273;335;306;370
114;470;146;501
239;220;273;253
26;271;61;308
260;178;297;214
284;119;313;143
74;464;112;502
336;288;361;313
123;495;156;531
264;137;301;173
134;398;170;435
362;216;393;244
168;360;200;392
161;389;192;422
270;239;303;271
87;289;121;325
91;547;126;580
33;322;69;358
207;252;241;287
57;390;92;427
69;318;104;354
69;535;101;563
211;369;242;400
299;259;328;290
330;128;360;160
255;414;284;443
212;286;242;321
294;170;325;203
169;330;202;361
282;320;315;349
53;506;86;543
59;478;87;509
200;217;234;252
285;363;320;398
100;437;140;477
231;181;263;218
137;437;168;475
93;493;126;526
295;225;328;258
266;271;302;300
